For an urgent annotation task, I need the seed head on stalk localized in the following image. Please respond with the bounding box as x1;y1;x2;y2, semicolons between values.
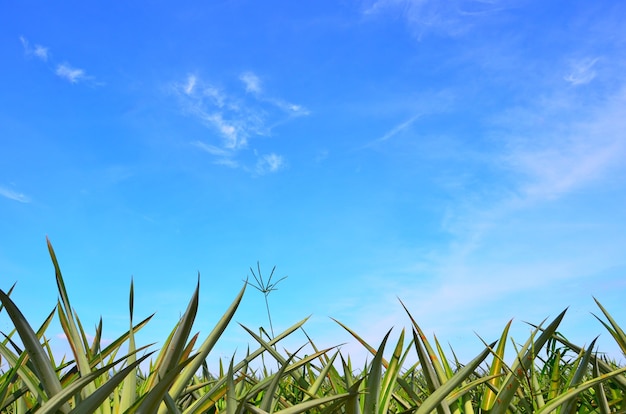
245;262;287;339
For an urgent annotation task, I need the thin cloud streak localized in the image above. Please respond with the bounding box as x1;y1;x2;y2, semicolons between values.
191;140;232;157
191;140;239;167
565;57;600;86
362;0;508;38
442;87;626;257
378;113;423;143
442;92;626;295
184;74;197;95
0;186;31;203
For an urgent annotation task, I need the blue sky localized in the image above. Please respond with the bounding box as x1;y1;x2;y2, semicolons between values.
2;0;626;366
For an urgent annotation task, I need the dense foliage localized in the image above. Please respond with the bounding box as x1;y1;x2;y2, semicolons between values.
1;240;625;413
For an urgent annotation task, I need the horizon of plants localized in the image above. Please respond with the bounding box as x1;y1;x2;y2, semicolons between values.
1;239;625;413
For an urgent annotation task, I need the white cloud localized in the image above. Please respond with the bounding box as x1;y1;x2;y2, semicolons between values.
256;153;284;174
271;99;312;117
181;76;226;107
502;89;626;202
508;139;620;200
184;74;197;95
202;86;226;108
173;73;308;174
20;36;96;85
34;45;49;61
55;63;87;83
410;92;626;341
363;0;508;38
564;57;600;86
362;0;403;16
202;113;245;149
240;72;262;94
20;36;49;61
0;186;31;203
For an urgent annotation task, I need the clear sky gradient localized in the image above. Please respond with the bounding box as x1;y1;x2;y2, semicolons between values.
2;1;626;366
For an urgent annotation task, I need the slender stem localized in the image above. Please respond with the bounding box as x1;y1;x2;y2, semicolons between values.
264;294;275;338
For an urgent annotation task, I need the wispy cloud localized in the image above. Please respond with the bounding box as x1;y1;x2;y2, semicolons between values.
20;36;95;85
173;71;309;174
501;90;626;202
268;99;311;117
184;74;197;95
255;153;285;175
191;140;239;168
20;36;49;61
240;72;262;94
564;57;600;86
341;82;626;356
421;90;626;325
55;63;87;83
362;0;507;38
0;186;31;203
192;140;231;157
